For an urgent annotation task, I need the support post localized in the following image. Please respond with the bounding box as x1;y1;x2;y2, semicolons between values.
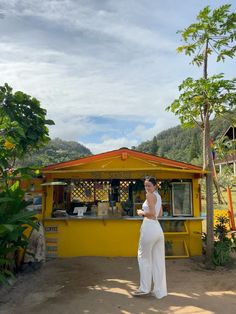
227;186;235;230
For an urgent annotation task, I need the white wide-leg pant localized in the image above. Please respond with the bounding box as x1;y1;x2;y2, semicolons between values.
138;218;167;299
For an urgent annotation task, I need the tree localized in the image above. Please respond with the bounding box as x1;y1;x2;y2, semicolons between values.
151;136;159;155
166;4;236;267
0;83;54;282
189;131;201;161
0;83;54;174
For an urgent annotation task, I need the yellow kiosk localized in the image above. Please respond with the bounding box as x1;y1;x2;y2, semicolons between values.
41;148;205;258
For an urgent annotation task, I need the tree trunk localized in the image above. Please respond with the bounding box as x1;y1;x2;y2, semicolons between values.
202;130;206;169
202;39;215;267
204;117;215;268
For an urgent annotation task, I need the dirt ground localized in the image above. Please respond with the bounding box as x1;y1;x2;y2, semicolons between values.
0;256;236;314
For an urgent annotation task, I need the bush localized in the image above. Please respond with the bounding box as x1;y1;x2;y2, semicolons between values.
212;216;236;266
0;181;38;284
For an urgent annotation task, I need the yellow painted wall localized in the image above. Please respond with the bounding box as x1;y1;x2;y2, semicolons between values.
43;186;53;218
44;218;202;258
44;219;141;257
192;179;200;217
187;220;202;256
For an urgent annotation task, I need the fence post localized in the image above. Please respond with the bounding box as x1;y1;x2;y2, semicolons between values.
227;186;235;230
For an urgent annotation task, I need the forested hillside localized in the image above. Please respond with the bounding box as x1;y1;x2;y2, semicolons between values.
135;118;230;164
18;138;92;167
18;118;231;168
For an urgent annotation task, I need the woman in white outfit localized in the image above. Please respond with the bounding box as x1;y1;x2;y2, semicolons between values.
132;176;167;298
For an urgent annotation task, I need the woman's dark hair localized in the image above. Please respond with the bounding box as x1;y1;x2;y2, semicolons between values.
144;176;157;186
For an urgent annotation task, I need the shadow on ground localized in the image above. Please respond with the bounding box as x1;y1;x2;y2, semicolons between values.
1;257;236;314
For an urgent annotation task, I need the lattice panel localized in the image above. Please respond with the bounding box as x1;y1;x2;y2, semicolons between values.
94;182;110;202
120;181;130;202
71;181;94;202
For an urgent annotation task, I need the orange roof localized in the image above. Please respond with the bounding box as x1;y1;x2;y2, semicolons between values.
43;147;203;173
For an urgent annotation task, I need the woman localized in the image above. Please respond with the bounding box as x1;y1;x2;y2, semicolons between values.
132;176;167;299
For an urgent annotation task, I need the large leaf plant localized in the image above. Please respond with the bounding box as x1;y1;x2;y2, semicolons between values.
0;181;38;284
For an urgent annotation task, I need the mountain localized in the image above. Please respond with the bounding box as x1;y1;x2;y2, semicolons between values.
18;138;92;167
17;118;231;167
135;118;230;164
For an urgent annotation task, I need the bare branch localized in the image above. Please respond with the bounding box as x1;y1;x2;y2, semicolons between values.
192;117;203;129
209;41;220;55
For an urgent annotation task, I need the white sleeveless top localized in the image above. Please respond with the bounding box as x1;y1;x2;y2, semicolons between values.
142;191;162;218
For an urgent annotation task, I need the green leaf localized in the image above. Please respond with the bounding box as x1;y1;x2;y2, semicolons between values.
0;224;15;235
176;4;236;65
45;119;55;126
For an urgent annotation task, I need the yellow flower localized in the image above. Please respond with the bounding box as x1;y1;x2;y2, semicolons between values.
4;139;15;149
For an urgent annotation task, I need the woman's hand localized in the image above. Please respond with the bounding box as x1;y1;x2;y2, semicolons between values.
137;209;144;217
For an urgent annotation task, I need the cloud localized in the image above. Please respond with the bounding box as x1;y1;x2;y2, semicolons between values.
0;0;235;154
82;113;179;154
82;136;138;154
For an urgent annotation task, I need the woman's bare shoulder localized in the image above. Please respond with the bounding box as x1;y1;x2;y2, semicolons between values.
146;192;156;200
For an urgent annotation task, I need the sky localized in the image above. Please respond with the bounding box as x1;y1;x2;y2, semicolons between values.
0;0;235;154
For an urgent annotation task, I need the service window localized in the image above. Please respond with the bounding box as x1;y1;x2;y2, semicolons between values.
172;182;193;216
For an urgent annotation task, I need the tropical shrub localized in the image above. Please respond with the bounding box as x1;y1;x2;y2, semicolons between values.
0;181;38;284
212;216;236;266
